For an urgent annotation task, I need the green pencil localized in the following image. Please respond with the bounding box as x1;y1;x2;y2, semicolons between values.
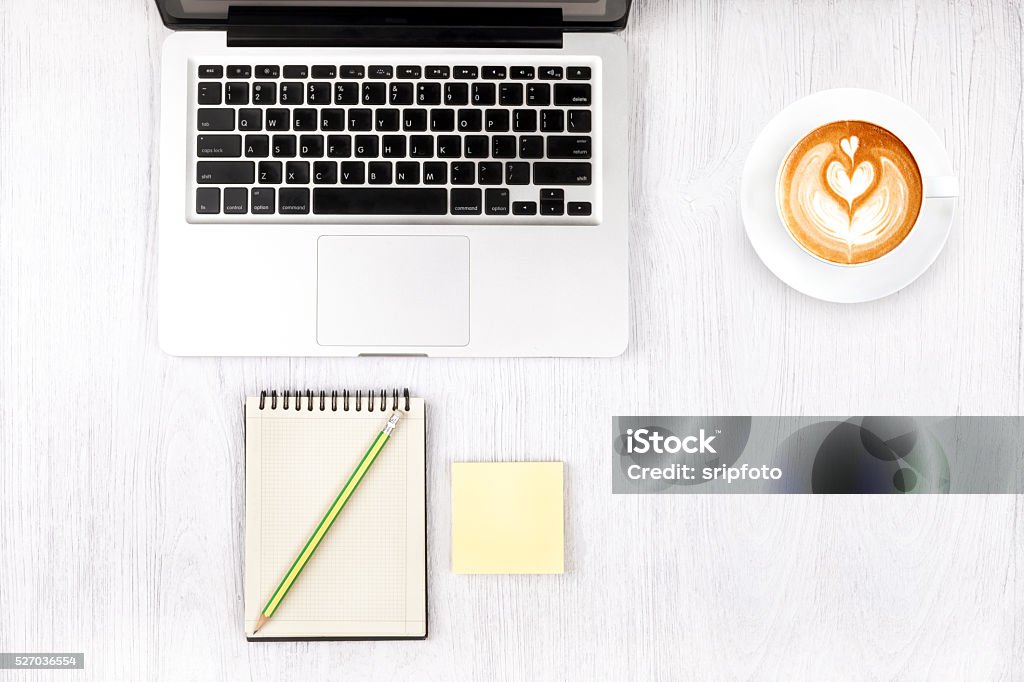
254;411;402;634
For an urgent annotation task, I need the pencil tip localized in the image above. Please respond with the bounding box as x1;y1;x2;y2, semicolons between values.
254;614;269;633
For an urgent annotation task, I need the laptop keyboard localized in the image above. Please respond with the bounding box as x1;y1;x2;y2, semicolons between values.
190;60;598;223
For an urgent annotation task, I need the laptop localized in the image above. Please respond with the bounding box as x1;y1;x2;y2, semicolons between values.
155;0;631;357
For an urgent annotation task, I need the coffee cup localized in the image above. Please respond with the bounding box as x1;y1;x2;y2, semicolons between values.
776;119;957;266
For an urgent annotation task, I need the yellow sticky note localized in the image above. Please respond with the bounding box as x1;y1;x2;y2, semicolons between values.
451;462;564;574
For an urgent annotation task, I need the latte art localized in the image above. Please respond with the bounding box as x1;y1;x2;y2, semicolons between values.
777;121;923;265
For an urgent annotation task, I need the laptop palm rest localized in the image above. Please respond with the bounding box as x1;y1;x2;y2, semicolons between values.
317;235;470;347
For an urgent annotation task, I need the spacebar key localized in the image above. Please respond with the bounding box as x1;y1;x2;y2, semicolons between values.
313;188;448;215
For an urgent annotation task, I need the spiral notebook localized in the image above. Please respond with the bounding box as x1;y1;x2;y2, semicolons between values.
244;389;427;640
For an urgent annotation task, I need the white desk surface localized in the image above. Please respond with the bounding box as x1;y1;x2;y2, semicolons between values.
1;0;1022;679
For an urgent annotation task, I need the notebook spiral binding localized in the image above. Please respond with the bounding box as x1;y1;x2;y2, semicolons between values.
258;388;410;412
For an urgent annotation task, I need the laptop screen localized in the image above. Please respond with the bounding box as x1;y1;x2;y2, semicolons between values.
156;0;630;27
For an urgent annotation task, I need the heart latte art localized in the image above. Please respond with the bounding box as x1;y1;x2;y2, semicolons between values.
777;121;923;265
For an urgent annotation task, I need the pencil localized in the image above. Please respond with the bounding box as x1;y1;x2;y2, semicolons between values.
254;410;402;634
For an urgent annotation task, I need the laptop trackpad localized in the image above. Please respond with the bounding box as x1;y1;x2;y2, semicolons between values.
317;235;470;347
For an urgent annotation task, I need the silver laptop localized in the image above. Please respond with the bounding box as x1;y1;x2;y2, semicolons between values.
155;0;631;357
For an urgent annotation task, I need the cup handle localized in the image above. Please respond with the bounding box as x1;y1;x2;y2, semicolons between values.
924;176;959;198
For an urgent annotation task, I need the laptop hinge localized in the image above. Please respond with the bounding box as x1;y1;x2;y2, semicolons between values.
226;7;564;49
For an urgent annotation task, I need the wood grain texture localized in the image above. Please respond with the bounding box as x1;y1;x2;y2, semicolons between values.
1;0;1023;679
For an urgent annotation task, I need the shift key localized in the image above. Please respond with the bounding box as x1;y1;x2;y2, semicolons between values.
196;161;255;184
533;162;591;185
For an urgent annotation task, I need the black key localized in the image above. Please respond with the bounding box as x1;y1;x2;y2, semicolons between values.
423;162;447;184
198;65;223;79
568;201;592;216
197;82;222;105
519;135;544;159
293;108;317;131
445;83;469;106
417;82;441;105
312;65;337;79
512;200;537;215
255;65;280;78
196;187;220;214
348;109;373;131
340;161;365;184
245;135;269;157
409;135;433;157
482;66;507;79
505;162;530;185
258;161;282;184
568;66;591;80
299;135;324;158
368;162;392;184
340;65;365;78
283;65;308;79
541;109;565;133
526;83;551;106
539;66;563;80
197;134;242;157
499;83;523;106
314;188;448;215
238;108;262;131
196;161;254;184
555;83;591;106
397;66;421;79
285;161;309;184
251;188;275;214
272;135;296;157
430;109;455;132
472;83;496;106
354;135;379;158
454;66;478;79
368;65;393;79
227;65;251;79
491;136;516;159
437;135;461;158
279;188;310;215
252;82;276;105
197;108;234;131
375;109;401;131
225;81;249;105
327;135;352;158
404;109;428;132
451;188;482;215
320;109;345;131
425;65;450;79
307;82;331;105
450;161;475;185
485;109;510;132
334;82;359;105
534;162;591;185
541;188;564;215
478;162;503;185
568;109;592;133
390;82;413;105
485;188;510;215
266;109;290;131
510;66;535;80
224;187;248;214
395;162;420;184
547;136;592;159
464;136;489;159
458;109;482;132
381;135;406;158
362;82;386;105
512;109;537;132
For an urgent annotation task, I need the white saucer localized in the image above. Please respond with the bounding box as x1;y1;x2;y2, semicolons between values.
741;88;957;303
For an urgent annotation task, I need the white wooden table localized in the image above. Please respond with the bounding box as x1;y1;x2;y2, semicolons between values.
1;0;1022;679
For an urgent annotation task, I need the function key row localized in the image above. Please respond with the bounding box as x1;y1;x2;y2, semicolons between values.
199;64;592;81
